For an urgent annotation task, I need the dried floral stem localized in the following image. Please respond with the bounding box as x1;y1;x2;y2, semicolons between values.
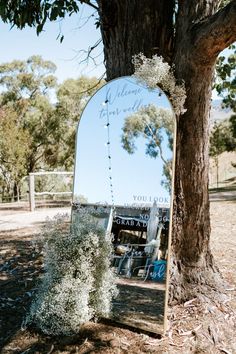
25;210;117;335
132;53;187;116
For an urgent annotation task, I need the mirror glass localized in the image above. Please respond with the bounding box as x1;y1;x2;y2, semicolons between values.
72;76;176;334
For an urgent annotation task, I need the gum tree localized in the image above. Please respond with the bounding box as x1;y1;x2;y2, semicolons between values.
1;0;236;302
0;56;57;200
0;56;101;200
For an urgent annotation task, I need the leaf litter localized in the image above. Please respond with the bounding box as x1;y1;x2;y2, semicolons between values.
0;201;235;353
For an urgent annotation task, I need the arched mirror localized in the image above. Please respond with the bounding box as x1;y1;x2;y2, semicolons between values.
72;76;176;334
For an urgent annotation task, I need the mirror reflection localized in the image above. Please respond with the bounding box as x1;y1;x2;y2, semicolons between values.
72;76;176;334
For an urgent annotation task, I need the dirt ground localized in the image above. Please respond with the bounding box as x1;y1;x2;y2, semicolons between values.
0;200;236;354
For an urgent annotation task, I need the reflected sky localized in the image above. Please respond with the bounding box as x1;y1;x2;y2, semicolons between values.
73;76;175;207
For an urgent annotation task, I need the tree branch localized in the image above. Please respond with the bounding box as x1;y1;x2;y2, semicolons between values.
80;0;98;11
192;0;236;63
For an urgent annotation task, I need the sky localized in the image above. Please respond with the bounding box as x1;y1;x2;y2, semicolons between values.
73;77;174;207
1;5;233;97
0;4;105;83
0;4;233;204
0;4;176;208
1;5;232;93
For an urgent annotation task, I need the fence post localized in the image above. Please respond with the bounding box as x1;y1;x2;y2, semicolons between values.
29;173;35;212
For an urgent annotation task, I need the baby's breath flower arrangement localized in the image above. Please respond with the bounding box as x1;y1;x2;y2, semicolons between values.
132;53;186;115
26;210;117;335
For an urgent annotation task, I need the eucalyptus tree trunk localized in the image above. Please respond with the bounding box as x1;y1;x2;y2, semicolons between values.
13;182;19;202
97;0;174;79
97;0;236;302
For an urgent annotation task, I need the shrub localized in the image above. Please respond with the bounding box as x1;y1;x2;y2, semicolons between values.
26;209;117;335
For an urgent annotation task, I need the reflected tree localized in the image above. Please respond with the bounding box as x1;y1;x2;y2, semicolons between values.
121;104;174;191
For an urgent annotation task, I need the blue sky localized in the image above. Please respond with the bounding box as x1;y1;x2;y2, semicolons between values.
0;5;232;97
0;5;233;205
0;4;105;82
73;77;174;207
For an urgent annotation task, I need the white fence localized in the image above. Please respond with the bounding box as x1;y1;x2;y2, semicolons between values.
29;171;73;212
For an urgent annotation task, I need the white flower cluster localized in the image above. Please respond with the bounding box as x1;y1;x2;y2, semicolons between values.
132;53;187;115
26;210;118;335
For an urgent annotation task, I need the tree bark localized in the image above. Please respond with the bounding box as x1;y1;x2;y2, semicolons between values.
169;0;236;301
13;182;21;202
97;0;174;79
97;0;236;302
192;0;236;62
170;57;218;302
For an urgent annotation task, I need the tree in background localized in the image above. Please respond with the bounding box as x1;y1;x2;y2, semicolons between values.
0;56;57;200
215;44;236;111
1;1;236;302
212;44;236;186
210;117;236;157
210;117;236;187
0;107;29;201
214;44;236;148
121;104;174;191
214;44;236;145
54;76;104;169
0;56;102;201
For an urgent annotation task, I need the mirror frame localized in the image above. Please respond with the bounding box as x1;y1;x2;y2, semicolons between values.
71;76;177;335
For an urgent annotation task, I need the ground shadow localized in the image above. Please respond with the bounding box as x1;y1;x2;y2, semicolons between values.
0;234;43;351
